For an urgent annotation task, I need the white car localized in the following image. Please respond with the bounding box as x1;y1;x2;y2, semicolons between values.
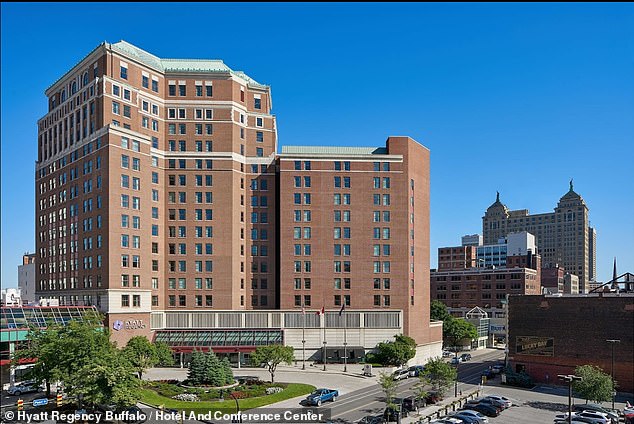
392;368;410;381
564;411;610;424
430;418;464;424
7;381;41;396
453;410;489;423
484;395;512;408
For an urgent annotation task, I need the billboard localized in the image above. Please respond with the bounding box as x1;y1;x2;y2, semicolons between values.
515;336;554;356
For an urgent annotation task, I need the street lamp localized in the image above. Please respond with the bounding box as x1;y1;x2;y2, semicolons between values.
558;374;582;424
606;339;620;410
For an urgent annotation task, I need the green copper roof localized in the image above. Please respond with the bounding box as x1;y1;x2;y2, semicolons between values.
110;41;268;88
47;40;268;93
281;146;389;155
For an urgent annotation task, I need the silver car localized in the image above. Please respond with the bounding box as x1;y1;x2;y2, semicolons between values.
7;381;40;396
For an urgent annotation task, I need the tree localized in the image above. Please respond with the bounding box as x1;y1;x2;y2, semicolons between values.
376;334;417;367
14;319;139;407
572;365;615;403
250;345;294;383
188;350;208;386
421;357;456;396
220;357;234;385
123;336;164;379
431;300;452;322
154;341;175;367
413;377;429;411
378;371;398;409
443;319;477;351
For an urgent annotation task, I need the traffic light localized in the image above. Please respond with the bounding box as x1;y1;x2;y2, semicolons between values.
56;393;63;407
17;399;24;411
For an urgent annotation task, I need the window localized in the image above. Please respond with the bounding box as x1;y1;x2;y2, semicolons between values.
179;84;186;96
121;295;129;307
120;65;128;79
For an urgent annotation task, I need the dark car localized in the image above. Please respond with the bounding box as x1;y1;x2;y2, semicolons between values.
402;395;425;412
460;353;472;362
467;397;505;411
462;403;500;417
357;416;386;424
408;365;425;377
383;405;404;423
425;391;443;404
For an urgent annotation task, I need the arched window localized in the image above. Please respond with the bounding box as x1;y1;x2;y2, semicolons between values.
83;72;89;87
61;90;66;102
71;81;77;95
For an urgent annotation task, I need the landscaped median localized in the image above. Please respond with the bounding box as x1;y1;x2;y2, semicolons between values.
139;382;315;413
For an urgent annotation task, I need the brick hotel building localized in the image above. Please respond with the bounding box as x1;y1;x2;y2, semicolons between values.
34;41;441;361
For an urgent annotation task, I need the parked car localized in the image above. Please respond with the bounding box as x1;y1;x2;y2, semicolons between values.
568;411;610;424
357;416;386;424
573;404;619;423
401;395;425;412
450;411;486;424
484;395;512;408
383;405;404;423
555;415;606;424
392;368;410;381
462;403;500;417
425;391;443;404
305;388;339;406
7;381;41;396
460;353;472;362
467;397;505;410
430;418;465;424
454;410;489;423
408;365;425;377
442;350;454;358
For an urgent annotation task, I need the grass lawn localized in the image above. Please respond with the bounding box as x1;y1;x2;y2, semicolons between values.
139;383;315;412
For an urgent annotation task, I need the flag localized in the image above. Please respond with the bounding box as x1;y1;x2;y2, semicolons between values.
315;306;325;315
301;304;306;315
338;303;346;317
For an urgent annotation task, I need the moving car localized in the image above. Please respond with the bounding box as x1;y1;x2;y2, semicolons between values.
7;381;41;396
490;364;505;374
305;388;339;406
408;365;425;377
460;353;472;362
462;403;500;417
450;357;463;365
430;418;465;424
392;368;410;381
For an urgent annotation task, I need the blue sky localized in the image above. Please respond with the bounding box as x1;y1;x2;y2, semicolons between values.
2;3;633;287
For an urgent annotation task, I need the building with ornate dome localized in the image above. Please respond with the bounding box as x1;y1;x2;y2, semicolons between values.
482;181;595;293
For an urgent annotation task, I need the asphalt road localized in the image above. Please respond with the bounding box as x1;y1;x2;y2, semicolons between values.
321;350;505;423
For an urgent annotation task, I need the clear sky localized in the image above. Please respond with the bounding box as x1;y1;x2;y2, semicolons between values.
2;3;633;287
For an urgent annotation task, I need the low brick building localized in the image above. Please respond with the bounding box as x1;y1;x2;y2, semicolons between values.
508;294;634;393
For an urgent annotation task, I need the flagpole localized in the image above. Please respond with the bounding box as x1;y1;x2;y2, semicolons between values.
323;307;327;371
343;309;347;373
302;305;306;370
